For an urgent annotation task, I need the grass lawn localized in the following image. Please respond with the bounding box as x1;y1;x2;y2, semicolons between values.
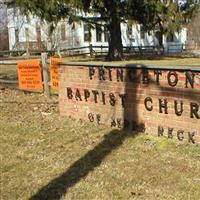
1;56;200;79
69;56;200;66
0;56;199;90
1;89;200;200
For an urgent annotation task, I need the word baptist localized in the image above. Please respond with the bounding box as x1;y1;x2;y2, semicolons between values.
66;87;199;119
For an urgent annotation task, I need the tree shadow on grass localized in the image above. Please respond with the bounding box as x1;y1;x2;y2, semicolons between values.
30;64;145;200
29;128;145;200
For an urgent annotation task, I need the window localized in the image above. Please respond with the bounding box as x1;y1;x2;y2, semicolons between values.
15;28;19;43
140;25;145;39
36;24;41;43
166;33;174;42
84;24;91;42
96;25;103;42
127;24;132;36
25;28;29;41
61;24;66;41
36;23;40;32
104;26;109;42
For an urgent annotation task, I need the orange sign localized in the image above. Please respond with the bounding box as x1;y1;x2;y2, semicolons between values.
50;57;64;90
18;60;43;90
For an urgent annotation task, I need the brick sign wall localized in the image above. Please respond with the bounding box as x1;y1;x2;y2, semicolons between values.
59;63;200;144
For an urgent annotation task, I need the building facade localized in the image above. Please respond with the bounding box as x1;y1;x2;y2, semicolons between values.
6;7;187;53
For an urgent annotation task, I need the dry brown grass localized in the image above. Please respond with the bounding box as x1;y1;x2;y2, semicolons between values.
1;89;200;200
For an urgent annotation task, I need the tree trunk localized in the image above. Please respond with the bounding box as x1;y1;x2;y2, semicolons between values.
106;0;123;61
158;22;164;50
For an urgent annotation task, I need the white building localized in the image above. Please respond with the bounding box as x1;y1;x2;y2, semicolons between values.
6;6;187;53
